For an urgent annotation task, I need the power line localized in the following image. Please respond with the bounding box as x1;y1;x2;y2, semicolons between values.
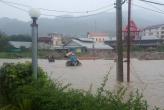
40;4;113;13
0;0;115;14
139;0;164;13
138;0;164;6
0;0;115;19
0;0;30;8
0;0;28;12
146;3;164;12
136;0;164;14
41;7;115;18
2;0;164;18
132;3;164;15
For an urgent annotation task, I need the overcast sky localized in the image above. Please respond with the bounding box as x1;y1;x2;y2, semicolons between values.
0;0;164;21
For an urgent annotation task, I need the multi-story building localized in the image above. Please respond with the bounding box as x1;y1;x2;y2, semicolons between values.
87;32;109;43
142;24;164;39
38;33;64;49
48;33;63;46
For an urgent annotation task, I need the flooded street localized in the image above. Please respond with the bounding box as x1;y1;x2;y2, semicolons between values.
0;59;164;108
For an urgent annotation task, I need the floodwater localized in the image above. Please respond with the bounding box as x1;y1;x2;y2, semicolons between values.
0;59;164;108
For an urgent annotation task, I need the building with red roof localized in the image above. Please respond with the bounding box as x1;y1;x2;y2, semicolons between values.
123;20;140;40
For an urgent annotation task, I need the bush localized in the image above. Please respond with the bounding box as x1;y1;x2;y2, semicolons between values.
0;34;13;52
0;63;160;110
0;62;48;104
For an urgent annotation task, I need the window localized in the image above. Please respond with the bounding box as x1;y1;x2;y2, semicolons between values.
161;31;164;34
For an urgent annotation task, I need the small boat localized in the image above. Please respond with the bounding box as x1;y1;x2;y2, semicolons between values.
66;60;82;66
65;51;81;66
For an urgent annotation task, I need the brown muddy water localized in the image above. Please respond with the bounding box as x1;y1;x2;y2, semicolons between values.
0;59;164;108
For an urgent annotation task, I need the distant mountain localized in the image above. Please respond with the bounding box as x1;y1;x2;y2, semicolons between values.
0;17;30;35
0;9;164;37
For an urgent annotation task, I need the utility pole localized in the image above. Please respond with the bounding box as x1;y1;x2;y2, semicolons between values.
116;0;123;82
127;0;132;82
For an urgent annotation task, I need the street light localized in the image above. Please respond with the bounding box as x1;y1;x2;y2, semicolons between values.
29;8;40;79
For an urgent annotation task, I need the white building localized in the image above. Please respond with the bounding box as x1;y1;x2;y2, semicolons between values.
87;32;109;43
38;33;64;49
142;24;164;39
48;33;63;46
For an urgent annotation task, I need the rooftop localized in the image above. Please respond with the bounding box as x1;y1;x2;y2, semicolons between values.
76;37;93;42
143;24;164;30
87;32;109;37
38;37;52;43
72;38;113;49
9;41;31;48
141;36;160;40
123;20;140;32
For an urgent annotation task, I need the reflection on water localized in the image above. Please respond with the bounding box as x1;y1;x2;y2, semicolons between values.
0;59;164;108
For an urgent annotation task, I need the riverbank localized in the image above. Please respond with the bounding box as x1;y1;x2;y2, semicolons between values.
1;51;164;60
131;52;164;60
79;51;164;60
0;50;65;59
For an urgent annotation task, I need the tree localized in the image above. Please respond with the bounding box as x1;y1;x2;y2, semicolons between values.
0;33;11;52
8;34;32;42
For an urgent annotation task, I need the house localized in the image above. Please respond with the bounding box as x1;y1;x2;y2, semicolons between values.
87;32;109;43
64;38;113;53
48;33;63;46
142;24;164;39
64;38;87;53
38;33;64;49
